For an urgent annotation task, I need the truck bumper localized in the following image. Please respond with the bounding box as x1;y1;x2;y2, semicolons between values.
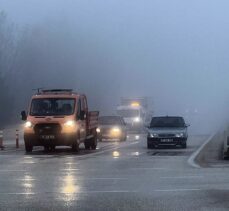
24;133;77;147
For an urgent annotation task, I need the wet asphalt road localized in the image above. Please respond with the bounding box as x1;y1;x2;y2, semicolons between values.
1;134;229;210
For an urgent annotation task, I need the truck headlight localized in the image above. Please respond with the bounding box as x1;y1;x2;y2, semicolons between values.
25;121;33;128
175;133;185;138
134;117;140;122
64;120;76;127
96;128;101;133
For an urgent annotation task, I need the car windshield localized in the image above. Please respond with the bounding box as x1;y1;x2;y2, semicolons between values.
30;98;75;116
150;117;185;128
99;116;124;125
117;109;139;118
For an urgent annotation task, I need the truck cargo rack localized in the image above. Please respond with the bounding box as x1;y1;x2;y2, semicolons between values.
37;89;76;95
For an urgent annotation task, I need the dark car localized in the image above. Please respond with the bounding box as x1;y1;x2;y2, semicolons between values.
97;116;127;142
147;116;189;149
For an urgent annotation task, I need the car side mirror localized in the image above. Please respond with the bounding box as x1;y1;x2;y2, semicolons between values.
21;111;27;121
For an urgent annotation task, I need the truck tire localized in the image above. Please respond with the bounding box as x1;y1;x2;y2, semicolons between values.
72;138;80;152
84;142;90;150
90;136;97;150
25;144;33;153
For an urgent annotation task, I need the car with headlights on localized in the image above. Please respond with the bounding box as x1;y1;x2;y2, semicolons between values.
147;116;189;149
97;116;127;142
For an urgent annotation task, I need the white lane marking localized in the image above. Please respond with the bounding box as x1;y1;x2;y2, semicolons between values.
0;170;26;172
0;193;35;195
131;167;167;170
161;176;203;179
154;188;201;192
188;133;216;168
60;168;80;171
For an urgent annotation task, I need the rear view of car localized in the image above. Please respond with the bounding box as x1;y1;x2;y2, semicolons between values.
97;116;127;141
147;116;189;149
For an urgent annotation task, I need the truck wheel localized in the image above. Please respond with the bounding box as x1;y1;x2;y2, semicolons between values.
84;142;90;150
90;136;97;150
25;144;33;153
72;138;80;152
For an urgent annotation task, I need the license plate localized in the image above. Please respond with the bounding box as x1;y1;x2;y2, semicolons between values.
40;135;55;140
161;139;173;143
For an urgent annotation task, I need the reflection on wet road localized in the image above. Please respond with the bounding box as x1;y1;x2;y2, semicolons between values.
1;134;229;210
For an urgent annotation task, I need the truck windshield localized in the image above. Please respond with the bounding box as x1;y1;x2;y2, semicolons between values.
117;109;139;118
150;117;185;128
30;98;75;116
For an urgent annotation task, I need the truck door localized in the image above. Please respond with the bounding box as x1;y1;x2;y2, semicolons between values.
80;96;87;140
76;98;86;141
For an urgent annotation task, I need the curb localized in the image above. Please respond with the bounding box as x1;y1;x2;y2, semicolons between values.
188;133;216;168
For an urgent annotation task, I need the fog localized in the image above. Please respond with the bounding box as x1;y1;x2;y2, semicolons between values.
1;0;229;133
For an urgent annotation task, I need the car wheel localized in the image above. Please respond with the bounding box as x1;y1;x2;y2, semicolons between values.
181;142;187;149
147;143;152;149
25;143;33;152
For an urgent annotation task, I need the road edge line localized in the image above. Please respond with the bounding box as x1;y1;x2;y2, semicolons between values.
188;133;216;168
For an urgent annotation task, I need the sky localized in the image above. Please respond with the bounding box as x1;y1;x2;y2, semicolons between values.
1;0;229;132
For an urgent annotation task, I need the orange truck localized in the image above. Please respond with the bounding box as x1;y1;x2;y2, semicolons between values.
21;89;99;153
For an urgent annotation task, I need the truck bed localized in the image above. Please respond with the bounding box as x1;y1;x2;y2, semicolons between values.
88;111;99;130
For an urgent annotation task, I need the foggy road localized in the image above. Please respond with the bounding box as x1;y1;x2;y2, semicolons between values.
1;134;229;210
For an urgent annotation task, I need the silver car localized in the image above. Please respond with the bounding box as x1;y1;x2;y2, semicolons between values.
147;116;189;149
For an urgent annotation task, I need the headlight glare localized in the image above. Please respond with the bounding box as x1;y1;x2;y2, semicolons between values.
96;128;101;133
25;121;33;128
149;133;159;138
112;127;121;133
175;133;185;138
64;120;75;127
134;117;140;122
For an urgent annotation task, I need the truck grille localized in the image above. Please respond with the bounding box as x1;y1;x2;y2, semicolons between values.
34;123;61;135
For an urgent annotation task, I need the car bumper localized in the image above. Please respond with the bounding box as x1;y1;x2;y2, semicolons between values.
24;133;77;146
147;137;187;146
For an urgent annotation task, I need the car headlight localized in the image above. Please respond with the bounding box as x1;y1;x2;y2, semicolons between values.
148;133;159;138
134;117;140;122
96;128;101;133
112;127;121;133
64;120;76;127
24;121;33;128
175;133;185;138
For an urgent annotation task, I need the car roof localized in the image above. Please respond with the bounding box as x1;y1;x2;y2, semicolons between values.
153;116;184;119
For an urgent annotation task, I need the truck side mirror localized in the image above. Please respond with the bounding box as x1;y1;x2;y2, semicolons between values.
80;111;86;120
21;111;27;121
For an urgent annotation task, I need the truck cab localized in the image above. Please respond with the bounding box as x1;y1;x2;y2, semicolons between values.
117;103;145;132
21;89;99;152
